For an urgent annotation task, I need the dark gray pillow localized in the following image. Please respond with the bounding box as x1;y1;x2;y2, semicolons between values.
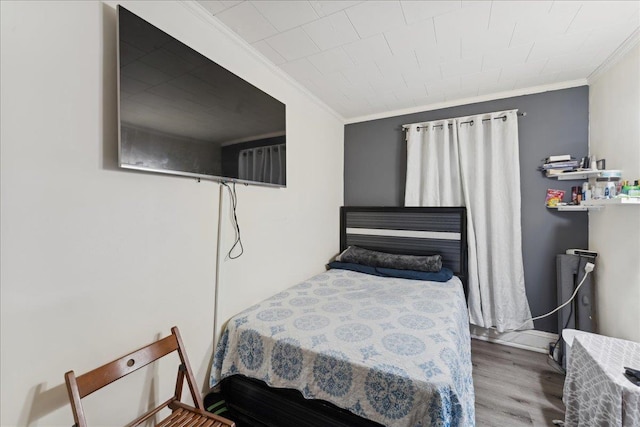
336;246;442;272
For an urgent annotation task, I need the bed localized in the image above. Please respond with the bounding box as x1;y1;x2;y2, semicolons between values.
210;207;474;427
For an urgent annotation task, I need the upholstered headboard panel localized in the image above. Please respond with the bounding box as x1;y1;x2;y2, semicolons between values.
340;207;468;297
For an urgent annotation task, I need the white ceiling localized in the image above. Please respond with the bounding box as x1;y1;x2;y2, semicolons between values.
196;0;640;120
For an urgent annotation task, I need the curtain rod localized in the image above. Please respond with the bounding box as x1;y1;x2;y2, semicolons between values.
402;111;526;131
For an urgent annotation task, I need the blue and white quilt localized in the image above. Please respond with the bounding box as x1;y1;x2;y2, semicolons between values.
211;269;475;427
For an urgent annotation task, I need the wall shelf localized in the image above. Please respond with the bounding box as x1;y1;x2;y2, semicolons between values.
547;205;602;211
558;205;589;211
546;198;640;210
582;197;640;207
547;170;610;180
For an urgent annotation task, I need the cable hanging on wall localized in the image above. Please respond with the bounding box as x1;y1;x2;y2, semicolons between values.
221;181;244;259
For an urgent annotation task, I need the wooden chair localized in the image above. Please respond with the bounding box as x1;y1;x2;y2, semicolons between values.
64;326;235;427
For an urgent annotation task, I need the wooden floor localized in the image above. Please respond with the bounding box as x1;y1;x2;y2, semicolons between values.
472;339;565;426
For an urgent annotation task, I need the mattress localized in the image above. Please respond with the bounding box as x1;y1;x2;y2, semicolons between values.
210;268;475;427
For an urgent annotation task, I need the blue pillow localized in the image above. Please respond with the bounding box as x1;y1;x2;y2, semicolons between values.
328;261;454;282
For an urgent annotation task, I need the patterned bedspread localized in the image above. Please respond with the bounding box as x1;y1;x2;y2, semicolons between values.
210;269;475;427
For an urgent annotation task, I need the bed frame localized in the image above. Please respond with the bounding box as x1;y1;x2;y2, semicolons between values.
219;206;468;427
340;206;468;297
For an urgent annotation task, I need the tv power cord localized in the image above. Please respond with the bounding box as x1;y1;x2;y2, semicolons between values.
482;261;595;338
514;261;595;331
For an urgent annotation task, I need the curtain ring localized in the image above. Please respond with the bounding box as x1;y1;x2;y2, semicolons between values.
470;120;474;126
502;116;507;121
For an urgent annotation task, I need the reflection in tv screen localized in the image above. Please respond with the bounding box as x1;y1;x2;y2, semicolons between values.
117;6;286;187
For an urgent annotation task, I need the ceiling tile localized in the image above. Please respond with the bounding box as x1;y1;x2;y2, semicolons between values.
433;1;491;43
445;87;479;101
589;14;639;47
214;2;278;43
415;37;461;65
220;1;243;8
567;1;640;34
578;17;639;64
427;75;460;96
394;83;428;101
302;11;360;51
400;1;461;25
385;97;417;111
198;1;243;14
198;1;230;15
251;1;319;32
342;34;393;64
309;1;362;17
489;0;552;28
514;72;564;90
440;56;482;78
482;43;533;71
509;4;577;46
477;79;516;96
251;40;287;65
307;47;354;74
345;1;406;39
461;0;491;8
413;93;446;106
378;70;409;89
306;77;349;99
403;63;442;87
375;89;399;101
279;58;324;83
548;1;583;16
554;66;596;81
341;62;386;87
316;71;353;93
384;19;436;56
375;52;420;78
463;68;501;88
265;28;321;61
542;52;598;75
499;59;548;81
461;24;514;59
527;31;590;63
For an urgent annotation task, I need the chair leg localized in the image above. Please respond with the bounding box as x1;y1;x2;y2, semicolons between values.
171;326;205;409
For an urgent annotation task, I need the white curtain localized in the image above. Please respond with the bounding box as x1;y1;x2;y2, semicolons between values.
238;143;286;185
405;110;532;332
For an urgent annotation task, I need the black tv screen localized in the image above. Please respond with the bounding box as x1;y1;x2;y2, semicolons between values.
117;6;286;187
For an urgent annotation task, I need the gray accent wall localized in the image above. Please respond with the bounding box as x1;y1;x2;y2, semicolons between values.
344;86;589;333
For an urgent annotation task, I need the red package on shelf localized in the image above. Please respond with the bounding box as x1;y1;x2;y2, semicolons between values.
546;189;565;207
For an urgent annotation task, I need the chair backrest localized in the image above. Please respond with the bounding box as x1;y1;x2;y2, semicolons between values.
65;326;204;427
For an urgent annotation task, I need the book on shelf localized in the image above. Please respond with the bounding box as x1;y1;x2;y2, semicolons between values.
545;154;572;163
546;169;575;176
540;160;579;170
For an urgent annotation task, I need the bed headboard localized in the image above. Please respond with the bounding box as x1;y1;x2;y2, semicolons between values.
340;207;468;297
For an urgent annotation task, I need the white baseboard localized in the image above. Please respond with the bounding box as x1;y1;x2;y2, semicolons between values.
470;325;558;354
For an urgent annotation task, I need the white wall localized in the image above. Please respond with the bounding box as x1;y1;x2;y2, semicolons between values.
588;42;640;342
0;1;343;426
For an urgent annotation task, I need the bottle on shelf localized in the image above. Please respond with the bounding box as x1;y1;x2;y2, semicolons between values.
582;182;590;202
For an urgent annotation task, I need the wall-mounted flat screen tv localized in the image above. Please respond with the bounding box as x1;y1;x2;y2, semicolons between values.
117;6;286;187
